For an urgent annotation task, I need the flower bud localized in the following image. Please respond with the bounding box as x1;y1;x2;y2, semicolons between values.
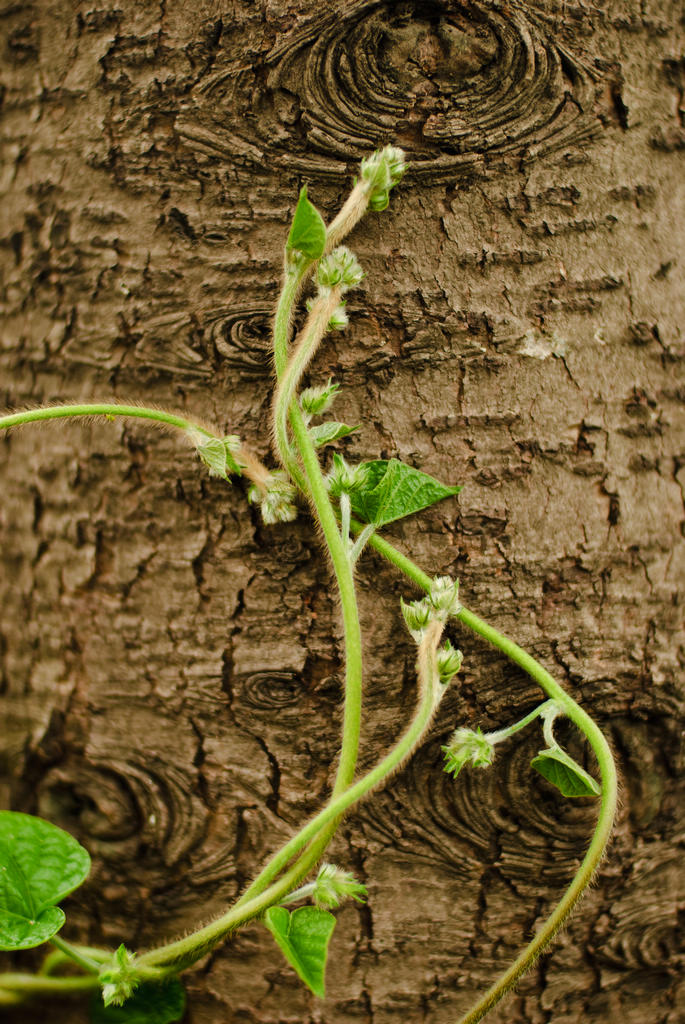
429;575;461;619
327;453;369;496
436;640;463;685
300;378;340;417
99;945;139;1007
442;727;495;779
312;863;367;910
328;303;349;330
318;246;363;293
360;146;406;207
193;434;243;481
401;596;433;642
248;471;298;525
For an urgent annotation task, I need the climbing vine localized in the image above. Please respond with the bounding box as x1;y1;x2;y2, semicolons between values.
0;147;617;1024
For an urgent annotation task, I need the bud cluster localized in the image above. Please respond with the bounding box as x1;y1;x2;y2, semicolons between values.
429;576;461;619
300;377;340;418
436;639;463;685
99;945;139;1007
317;246;363;293
327;453;369;497
248;471;298;525
401;575;461;642
442;727;495;779
311;863;368;910
360;145;406;211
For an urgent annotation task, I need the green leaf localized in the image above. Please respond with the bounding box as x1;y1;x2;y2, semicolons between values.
90;979;186;1024
531;747;601;798
0;811;91;950
286;186;327;260
264;905;336;998
195;436;242;480
348;459;461;527
309;421;358;448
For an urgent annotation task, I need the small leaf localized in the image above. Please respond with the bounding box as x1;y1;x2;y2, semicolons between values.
0;811;91;950
90;979;186;1024
264;905;336;998
309;421;358;448
348;459;460;527
286;186;327;260
531;747;601;798
195;436;242;480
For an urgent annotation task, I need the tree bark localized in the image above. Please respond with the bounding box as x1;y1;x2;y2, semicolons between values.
1;2;683;1022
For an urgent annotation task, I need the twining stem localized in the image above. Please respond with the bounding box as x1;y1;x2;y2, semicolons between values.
486;699;556;745
0;403;273;499
272;286;343;486
49;936;101;975
0;404;213;436
361;530;617;1024
234;294;365;910
0;973;99;1000
135;619;445;972
39;944;110;976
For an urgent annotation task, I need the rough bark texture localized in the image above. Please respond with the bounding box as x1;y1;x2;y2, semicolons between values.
0;2;683;1023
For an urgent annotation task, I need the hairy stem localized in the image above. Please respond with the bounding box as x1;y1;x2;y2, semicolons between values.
0;403;213;436
0;403;270;493
0;973;99;1000
49;936;101;975
238;302;364;907
137;620;444;971
486;699;557;745
272;287;343;485
363;531;617;1024
271;260;314;491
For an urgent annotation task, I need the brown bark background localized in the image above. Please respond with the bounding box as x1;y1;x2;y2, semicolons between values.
1;2;683;1022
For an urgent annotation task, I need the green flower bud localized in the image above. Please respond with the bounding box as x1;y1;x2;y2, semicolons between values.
312;863;367;910
442;727;495;779
318;246;363;293
193;434;243;480
401;596;433;642
300;377;340;417
368;190;389;212
328;302;349;330
327;453;369;496
436;640;463;685
248;471;298;525
360;146;406;207
99;945;139;1007
429;575;461;619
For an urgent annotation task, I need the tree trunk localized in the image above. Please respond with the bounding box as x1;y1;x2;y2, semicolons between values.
1;2;683;1022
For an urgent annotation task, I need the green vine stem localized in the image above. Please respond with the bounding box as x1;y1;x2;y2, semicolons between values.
0;973;99;1002
0;403;273;494
39;943;110;977
134;619;446;972
363;530;618;1024
272;285;344;486
0;403;211;436
49;936;101;975
0;399;366;946
485;699;556;744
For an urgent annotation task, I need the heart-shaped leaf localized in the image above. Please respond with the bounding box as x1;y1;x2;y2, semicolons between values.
264;905;336;998
90;978;186;1024
286;186;327;260
0;811;91;950
348;459;460;527
531;747;601;798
